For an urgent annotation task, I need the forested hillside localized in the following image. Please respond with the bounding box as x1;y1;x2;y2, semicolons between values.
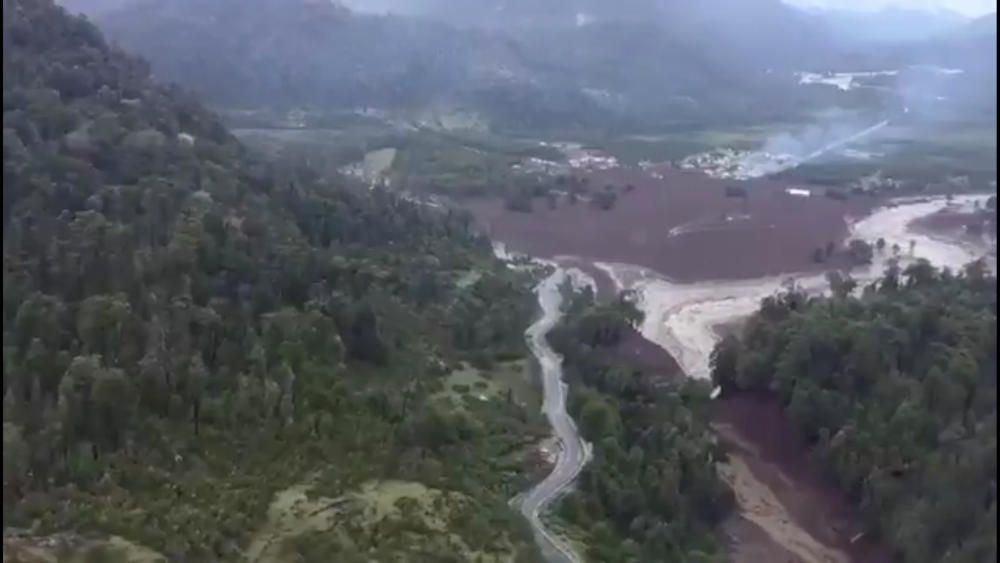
2;0;545;559
83;0;854;130
712;261;997;563
548;289;734;562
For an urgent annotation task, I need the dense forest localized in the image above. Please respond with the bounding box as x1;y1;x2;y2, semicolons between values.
548;289;734;562
712;260;997;563
2;0;546;560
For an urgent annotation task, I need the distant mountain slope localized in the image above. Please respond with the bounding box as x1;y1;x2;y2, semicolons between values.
809;7;969;44
88;0;848;128
966;12;998;38
55;0;130;15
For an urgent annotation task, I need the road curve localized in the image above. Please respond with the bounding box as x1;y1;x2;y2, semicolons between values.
520;269;590;563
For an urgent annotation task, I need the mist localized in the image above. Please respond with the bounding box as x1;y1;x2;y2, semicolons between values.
762;110;889;159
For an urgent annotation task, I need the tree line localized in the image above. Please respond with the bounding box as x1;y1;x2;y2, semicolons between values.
548;288;733;562
712;260;997;563
3;1;543;559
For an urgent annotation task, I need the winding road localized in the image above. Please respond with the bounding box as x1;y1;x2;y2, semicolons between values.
519;269;590;563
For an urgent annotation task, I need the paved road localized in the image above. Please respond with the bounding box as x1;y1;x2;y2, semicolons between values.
519;269;590;563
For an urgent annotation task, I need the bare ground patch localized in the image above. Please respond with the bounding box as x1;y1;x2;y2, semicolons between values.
713;395;892;563
3;533;166;563
718;454;850;563
244;479;528;563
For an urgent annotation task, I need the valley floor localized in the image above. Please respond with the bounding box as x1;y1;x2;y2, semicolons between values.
486;174;994;561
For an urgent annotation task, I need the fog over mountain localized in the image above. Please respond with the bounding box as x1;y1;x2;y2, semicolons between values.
57;0;996;129
7;1;998;562
807;6;970;43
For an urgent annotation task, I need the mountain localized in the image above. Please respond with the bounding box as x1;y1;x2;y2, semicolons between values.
2;0;550;558
55;0;131;15
944;12;998;62
84;0;843;129
966;12;998;37
808;6;969;44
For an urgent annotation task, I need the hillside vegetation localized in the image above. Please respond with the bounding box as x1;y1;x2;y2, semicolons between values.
712;261;997;563
548;289;734;562
2;0;545;560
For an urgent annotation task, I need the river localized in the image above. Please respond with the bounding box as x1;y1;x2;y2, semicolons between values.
596;194;993;380
512;194;992;562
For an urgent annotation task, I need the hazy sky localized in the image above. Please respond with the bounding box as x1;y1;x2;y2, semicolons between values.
785;0;996;16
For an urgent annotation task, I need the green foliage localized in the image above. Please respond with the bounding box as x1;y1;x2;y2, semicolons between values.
712;261;997;563
573;292;643;348
3;1;542;559
504;191;534;213
847;238;875;265
549;292;733;561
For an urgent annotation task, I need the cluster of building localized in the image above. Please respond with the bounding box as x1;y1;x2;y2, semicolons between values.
678;148;797;180
566;149;620;170
512;142;621;175
511;157;568;176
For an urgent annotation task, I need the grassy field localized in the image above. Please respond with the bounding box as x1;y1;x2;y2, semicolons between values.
363;148;398;179
433;360;540;415
3;534;167;563
234;113;996;199
594;125;787;163
246;478;534;562
778;121;997;186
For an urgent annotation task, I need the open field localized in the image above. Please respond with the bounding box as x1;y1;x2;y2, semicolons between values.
3;533;167;563
363;148;397;179
433;360;541;415
776;121;997;186
246;479;530;562
585;124;791;163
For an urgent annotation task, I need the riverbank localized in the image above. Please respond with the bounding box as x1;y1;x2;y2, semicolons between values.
495;193;993;562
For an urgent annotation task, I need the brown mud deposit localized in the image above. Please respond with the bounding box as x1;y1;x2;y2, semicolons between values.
724;514;803;563
468;168;873;282
613;327;682;382
714;394;892;563
909;207;996;242
484;167;894;561
557;258;683;381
